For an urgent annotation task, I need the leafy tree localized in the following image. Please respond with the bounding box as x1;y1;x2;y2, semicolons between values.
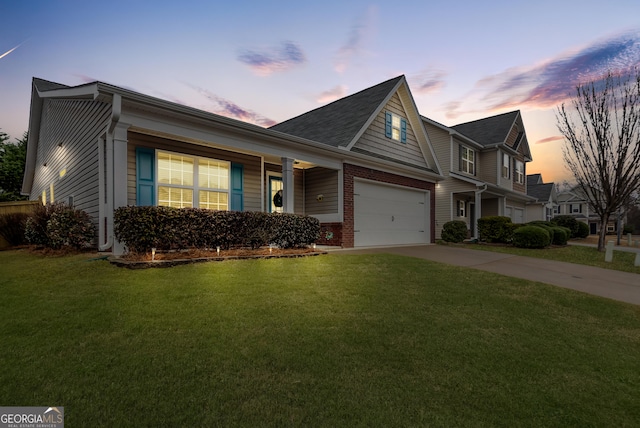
0;130;28;202
557;71;640;251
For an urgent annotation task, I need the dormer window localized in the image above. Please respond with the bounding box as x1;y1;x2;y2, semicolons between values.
385;112;407;143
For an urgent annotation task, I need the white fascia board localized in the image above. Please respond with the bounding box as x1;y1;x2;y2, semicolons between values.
37;83;99;100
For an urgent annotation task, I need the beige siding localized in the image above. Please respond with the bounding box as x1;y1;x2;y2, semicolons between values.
424;122;451;172
483;198;500;217
505;122;520;147
435;178;476;238
127;133;262;211
353;93;428;169
31;99;111;222
478;149;497;184
305;167;338;215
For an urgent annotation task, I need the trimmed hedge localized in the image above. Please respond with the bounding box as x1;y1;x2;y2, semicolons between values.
551;215;580;238
25;202;96;250
441;220;468;243
114;206;321;254
550;226;569;246
576;221;590;238
512;226;551;249
527;221;555;244
0;212;29;246
477;216;515;243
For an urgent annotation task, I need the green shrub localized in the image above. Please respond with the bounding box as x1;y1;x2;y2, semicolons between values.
576;221;590;238
527;221;554;243
25;202;95;249
623;224;634;235
25;202;69;246
114;207;321;254
441;220;468;243
477;216;514;243
0;212;29;246
512;226;551;249
551;215;579;238
550;227;568;245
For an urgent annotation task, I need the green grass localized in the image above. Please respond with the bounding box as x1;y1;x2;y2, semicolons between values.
1;250;639;426
461;243;640;274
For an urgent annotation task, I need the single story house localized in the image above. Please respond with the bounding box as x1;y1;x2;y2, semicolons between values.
22;75;443;254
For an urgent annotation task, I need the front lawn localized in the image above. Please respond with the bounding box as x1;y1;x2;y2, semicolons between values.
461;242;640;274
1;250;639;426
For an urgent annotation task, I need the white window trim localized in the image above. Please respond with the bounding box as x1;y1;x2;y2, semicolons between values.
156;150;230;209
461;146;475;175
502;153;510;179
458;200;466;217
515;160;524;184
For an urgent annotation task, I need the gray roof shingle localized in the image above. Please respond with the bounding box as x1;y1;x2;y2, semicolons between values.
527;183;554;201
451;111;519;147
269;76;403;147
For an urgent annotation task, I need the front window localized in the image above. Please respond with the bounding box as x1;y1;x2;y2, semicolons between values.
157;151;229;209
461;146;475;175
502;153;510;179
515;160;524;184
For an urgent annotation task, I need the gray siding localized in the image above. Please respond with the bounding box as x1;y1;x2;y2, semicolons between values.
478;149;498;184
304;167;338;215
127;133;262;211
353;93;428;169
31;98;111;221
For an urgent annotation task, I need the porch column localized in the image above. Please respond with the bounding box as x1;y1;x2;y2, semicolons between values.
112;123;129;255
498;196;506;216
474;191;482;239
282;157;295;213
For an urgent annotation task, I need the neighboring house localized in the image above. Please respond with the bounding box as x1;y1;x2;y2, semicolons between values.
555;186;619;235
21;75;443;254
525;173;557;222
423;111;535;239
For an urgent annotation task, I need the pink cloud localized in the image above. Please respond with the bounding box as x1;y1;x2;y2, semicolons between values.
317;85;348;103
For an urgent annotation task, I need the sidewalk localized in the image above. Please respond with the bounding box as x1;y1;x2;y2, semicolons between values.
333;245;640;306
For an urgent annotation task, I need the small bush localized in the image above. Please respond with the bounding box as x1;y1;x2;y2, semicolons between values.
477;216;514;243
551;215;579;238
550;227;569;245
441;220;468;243
512;226;551;249
623;224;634;235
0;212;30;246
25;202;69;246
25;202;96;249
527;221;554;243
576;221;590;238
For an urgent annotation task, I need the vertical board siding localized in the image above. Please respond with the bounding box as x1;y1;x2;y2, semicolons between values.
31;98;111;222
127;133;262;211
305;167;338;215
353;93;428;169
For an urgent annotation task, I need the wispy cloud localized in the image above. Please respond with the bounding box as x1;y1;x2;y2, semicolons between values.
317;85;348;103
536;136;564;144
410;69;447;95
187;84;276;127
237;41;306;76
333;6;377;73
445;30;640;120
0;40;28;60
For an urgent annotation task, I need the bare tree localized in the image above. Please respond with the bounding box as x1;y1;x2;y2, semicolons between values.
557;70;640;251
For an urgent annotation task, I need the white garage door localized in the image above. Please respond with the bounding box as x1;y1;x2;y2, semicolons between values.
354;180;429;247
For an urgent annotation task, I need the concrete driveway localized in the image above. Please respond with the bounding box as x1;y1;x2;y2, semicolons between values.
333;245;640;306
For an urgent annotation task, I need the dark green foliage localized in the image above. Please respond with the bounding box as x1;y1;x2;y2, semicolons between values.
0;212;29;246
25;202;95;249
477;216;514;243
551;215;580;238
550;227;569;245
622;224;634;235
512;226;551;249
0;131;28;202
114;207;321;254
576;221;590;238
441;220;468;243
527;221;555;243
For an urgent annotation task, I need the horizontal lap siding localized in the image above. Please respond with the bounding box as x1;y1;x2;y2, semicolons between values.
354;93;428;169
305;167;338;215
127;133;262;211
31;99;111;223
478;150;497;184
435;179;475;239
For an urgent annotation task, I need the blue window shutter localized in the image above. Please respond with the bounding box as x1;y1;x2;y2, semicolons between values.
385;112;392;138
400;118;407;143
230;163;243;211
136;147;155;206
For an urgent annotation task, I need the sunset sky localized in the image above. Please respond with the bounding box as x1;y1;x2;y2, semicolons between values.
1;0;639;183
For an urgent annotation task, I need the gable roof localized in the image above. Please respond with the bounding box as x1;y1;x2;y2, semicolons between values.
527;183;554;201
527;174;542;186
451;111;520;147
270;76;404;148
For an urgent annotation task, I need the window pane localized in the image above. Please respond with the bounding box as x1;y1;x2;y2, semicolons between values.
158;153;194;186
158;186;193;208
199;159;229;190
199;190;228;210
392;128;400;140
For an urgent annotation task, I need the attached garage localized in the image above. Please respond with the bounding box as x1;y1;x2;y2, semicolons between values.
353;180;429;247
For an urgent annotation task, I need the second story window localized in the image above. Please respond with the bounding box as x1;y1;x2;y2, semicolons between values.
569;203;582;214
502;153;510;179
515;160;524;184
460;146;475;175
385;112;407;143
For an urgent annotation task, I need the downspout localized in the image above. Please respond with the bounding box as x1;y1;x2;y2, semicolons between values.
473;184;488;240
99;93;121;251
